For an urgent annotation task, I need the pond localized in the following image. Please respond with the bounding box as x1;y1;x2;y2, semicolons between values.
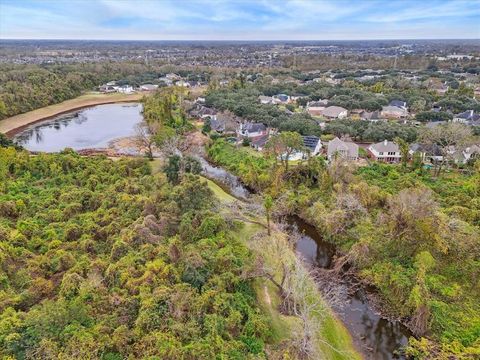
14;103;143;152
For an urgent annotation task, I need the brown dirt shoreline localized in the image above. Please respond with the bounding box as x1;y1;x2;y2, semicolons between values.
0;92;149;137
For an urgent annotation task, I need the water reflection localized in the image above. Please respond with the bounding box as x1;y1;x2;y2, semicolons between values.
196;156;251;200
291;217;411;359
15;103;143;152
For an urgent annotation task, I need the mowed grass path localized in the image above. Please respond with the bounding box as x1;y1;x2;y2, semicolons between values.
0;92;149;135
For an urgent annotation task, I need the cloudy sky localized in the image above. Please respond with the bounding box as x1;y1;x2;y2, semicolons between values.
1;0;479;40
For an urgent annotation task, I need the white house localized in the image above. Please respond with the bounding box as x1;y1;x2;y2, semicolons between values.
368;140;401;163
327;137;358;161
117;85;134;94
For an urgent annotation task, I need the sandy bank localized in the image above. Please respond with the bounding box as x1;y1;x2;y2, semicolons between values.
0;92;149;136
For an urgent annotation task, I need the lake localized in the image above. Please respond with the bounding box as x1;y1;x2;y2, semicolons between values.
14;103;143;152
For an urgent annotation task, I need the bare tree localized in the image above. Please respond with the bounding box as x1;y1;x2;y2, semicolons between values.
419;123;473;177
134;122;158;160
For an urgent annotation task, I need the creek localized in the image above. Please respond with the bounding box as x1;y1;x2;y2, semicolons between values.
200;156;413;360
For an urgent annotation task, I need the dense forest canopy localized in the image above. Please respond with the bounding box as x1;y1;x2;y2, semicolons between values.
0;149;272;359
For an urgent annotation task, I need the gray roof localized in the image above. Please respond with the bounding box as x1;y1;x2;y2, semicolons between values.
210;119;225;132
244;122;266;132
370;140;400;153
389;100;407;108
455;110;475;120
322;106;347;118
327;137;358;158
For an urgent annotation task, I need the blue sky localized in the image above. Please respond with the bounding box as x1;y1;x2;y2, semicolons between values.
1;0;479;40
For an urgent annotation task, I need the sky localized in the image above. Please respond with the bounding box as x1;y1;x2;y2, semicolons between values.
0;0;479;40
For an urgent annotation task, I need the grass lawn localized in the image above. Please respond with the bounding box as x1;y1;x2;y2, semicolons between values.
1;91;150;135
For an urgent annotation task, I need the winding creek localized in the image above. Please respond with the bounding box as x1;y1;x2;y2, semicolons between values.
200;156;413;360
10;103;413;359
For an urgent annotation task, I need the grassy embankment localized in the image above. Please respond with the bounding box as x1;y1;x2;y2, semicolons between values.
201;174;361;359
0;92;148;135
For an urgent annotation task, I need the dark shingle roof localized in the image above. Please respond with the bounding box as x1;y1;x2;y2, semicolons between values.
302;136;320;151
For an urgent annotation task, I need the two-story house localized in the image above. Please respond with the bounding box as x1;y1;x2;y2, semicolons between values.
368;140;401;163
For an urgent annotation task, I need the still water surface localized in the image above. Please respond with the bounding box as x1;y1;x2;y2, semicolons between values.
15;103;142;152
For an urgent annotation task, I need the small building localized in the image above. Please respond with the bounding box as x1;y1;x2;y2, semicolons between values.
381;105;408;119
452;145;480;164
389;100;407;110
453;110;479;124
322;106;348;119
327;137;359;161
193;106;217;120
302;135;322;156
360;110;383;122
117;85;134;94
209;118;225;133
273;94;290;104
140;84;158;91
238;122;267;138
251;134;269;151
259;95;274;104
368;140;401;163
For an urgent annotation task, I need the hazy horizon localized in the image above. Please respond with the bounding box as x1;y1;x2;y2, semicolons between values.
1;0;479;41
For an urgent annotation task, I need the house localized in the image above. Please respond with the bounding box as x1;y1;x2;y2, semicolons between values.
327;137;359;161
283;136;322;161
453;110;479;124
165;73;181;81
251;134;269;151
368;140;401;163
306;100;329;116
389;100;407;110
99;84;117;93
193;106;217;120
196;97;206;104
452;145;480;164
117;85;134;94
140;84;158;91
238;122;267;138
360;110;383;122
158;77;174;86
302;136;322;156
209;118;225;133
433;83;449;95
381;105;408;119
322;106;348;119
409;143;443;163
273;94;290;104
259;95;274;104
176;80;191;87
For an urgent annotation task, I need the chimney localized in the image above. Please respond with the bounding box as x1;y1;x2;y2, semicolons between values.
384;140;388;146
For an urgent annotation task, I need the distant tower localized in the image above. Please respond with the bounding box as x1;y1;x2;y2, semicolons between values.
293;53;297;70
393;56;397;70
